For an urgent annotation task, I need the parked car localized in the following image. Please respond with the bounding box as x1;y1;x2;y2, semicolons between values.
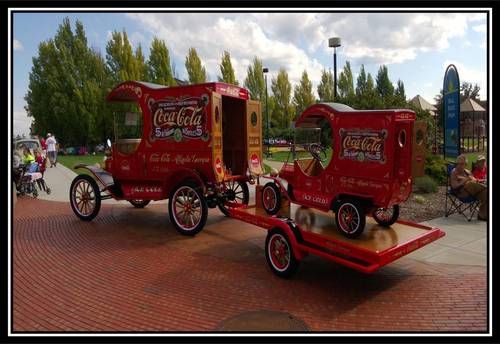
13;137;42;160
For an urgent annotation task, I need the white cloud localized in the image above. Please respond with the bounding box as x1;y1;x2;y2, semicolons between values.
13;39;23;51
126;13;325;91
124;12;487;99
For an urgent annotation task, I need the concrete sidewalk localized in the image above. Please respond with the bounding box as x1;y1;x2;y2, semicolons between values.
33;159;488;267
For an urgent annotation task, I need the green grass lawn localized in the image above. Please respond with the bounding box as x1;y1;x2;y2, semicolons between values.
267;147;333;164
57;154;106;175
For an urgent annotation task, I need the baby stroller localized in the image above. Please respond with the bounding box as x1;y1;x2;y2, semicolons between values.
14;162;51;198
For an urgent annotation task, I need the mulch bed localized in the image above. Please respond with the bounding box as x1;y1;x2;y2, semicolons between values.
399;186;447;223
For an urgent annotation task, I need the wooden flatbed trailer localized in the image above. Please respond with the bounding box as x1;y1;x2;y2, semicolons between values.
228;202;445;277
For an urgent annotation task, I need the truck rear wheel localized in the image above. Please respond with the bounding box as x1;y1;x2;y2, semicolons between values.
262;182;281;215
129;199;151;208
335;199;366;239
373;205;400;227
70;174;101;221
168;181;208;236
218;180;249;216
265;228;299;278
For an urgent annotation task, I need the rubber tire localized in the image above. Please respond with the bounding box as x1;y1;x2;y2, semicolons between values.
218;180;250;217
69;174;101;221
265;228;299;278
32;186;38;199
334;199;366;239
168;181;208;236
262;182;282;215
372;204;400;227
129;200;151;208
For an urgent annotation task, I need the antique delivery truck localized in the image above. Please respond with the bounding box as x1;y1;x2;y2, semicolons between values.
259;103;416;238
69;81;262;235
228;103;443;277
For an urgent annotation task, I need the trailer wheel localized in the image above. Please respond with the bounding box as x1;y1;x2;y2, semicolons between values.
335;199;366;238
218;180;249;216
70;174;101;221
372;205;400;227
129;199;151;208
262;182;282;215
168;181;208;236
265;228;299;278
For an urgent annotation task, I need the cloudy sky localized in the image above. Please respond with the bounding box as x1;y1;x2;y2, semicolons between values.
11;10;488;136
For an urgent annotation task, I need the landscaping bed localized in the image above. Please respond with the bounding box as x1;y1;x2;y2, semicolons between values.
399;186;447;223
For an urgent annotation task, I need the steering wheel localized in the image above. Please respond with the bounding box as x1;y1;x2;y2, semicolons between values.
308;143;327;162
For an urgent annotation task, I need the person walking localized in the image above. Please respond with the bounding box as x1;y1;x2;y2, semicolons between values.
46;133;57;167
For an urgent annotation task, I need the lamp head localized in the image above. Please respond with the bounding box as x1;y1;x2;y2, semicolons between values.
328;37;341;48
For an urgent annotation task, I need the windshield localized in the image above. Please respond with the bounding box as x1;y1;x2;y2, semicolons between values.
112;103;144;155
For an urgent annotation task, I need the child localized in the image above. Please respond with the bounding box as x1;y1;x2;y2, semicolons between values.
34;149;47;191
22;147;36;171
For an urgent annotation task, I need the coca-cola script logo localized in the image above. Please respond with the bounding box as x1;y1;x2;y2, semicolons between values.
151;95;209;142
339;129;387;163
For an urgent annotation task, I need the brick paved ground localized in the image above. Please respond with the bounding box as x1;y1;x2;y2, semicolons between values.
12;198;487;332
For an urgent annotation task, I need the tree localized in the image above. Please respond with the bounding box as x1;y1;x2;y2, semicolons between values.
185;47;207;84
147;37;176;86
218;51;238;85
243;56;265;101
460;82;480;101
271;68;294;129
317;69;334;102
354;65;380;109
134;44;148;81
337;61;355;105
375;65;395;107
25;18;112;146
394;79;407;107
106;30;143;82
293;70;316;116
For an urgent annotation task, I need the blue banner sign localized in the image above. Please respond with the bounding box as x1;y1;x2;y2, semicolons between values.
443;65;460;158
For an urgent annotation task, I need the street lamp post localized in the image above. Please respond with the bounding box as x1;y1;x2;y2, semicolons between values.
263;67;269;157
328;37;341;100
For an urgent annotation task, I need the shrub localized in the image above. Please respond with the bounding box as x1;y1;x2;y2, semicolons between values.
414;175;438;193
424;154;447;185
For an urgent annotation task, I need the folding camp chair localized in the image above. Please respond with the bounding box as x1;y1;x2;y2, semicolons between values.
445;163;479;221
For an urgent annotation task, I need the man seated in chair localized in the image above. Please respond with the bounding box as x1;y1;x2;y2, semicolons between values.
450;154;488;221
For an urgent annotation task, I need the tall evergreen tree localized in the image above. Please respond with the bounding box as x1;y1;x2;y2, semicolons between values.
218;51;238;85
337;61;355;105
317;69;334;102
106;30;143;82
375;65;395;107
394;79;407;107
185;47;207;84
243;56;266;101
134;44;148;81
147;37;176;86
293;70;316;116
271;68;293;128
